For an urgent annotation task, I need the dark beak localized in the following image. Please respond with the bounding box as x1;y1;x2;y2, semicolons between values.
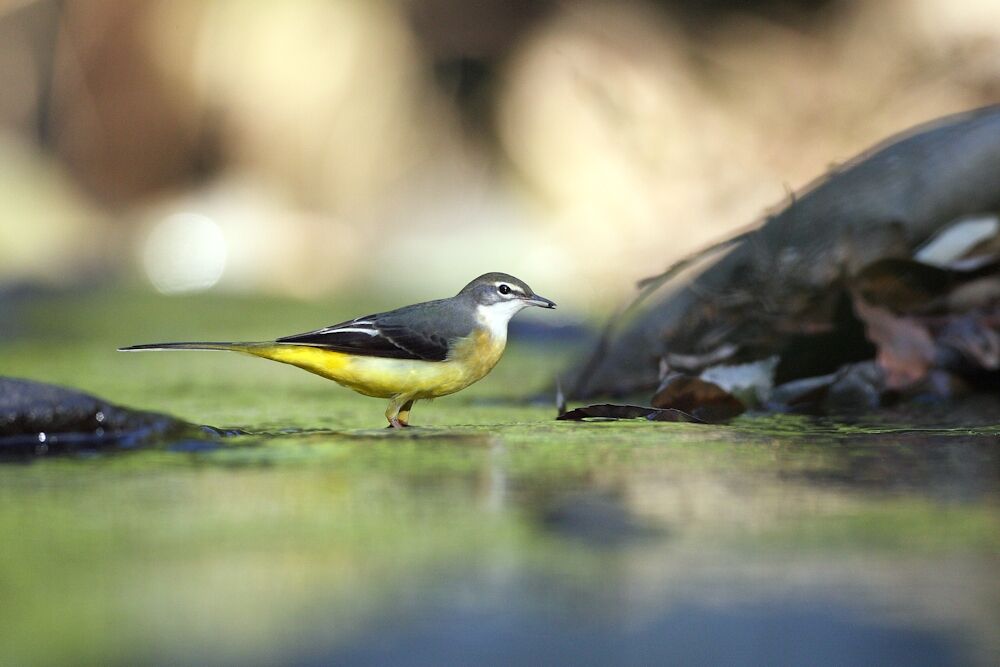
526;294;557;309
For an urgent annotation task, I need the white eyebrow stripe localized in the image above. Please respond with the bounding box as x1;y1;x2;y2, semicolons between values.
493;281;525;293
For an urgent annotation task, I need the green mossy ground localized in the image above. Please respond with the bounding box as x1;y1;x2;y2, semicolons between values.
1;292;998;665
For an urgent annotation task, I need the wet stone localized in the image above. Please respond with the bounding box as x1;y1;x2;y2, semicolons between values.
0;377;190;457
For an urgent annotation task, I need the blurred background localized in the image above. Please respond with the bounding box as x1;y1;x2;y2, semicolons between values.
4;3;1000;666
3;0;1000;311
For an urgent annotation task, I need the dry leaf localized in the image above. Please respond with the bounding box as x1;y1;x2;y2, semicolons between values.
853;297;936;389
556;404;702;423
650;374;745;422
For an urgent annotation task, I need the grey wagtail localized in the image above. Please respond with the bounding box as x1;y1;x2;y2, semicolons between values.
120;273;556;427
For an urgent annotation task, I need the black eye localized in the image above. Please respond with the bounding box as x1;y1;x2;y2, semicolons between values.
498;284;511;295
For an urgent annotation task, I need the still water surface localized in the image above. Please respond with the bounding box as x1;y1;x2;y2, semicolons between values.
1;293;997;665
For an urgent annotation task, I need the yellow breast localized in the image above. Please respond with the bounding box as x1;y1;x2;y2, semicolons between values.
241;328;506;400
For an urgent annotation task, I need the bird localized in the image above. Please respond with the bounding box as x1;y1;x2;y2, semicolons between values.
119;273;556;427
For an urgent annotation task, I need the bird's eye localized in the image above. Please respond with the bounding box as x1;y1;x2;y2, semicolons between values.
498;284;511;295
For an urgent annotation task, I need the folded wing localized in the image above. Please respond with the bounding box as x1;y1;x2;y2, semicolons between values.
276;314;451;361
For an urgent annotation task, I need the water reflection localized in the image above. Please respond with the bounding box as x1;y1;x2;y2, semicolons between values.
321;591;960;666
787;432;1000;501
1;416;997;665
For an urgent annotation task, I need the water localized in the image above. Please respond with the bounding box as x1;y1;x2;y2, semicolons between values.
1;292;998;665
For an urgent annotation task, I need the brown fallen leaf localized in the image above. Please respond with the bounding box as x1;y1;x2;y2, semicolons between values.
853;259;956;313
853;297;936;389
650;373;745;423
854;257;1000;314
556;404;703;423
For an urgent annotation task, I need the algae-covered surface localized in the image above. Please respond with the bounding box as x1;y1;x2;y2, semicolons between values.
2;291;999;665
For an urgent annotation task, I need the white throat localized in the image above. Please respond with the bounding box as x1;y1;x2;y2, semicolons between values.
476;301;527;340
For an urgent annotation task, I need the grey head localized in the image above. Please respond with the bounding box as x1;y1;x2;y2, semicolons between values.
457;272;556;310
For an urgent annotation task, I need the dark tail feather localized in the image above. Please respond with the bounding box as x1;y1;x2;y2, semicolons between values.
118;342;257;352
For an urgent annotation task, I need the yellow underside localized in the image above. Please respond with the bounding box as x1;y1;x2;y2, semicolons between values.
238;330;506;401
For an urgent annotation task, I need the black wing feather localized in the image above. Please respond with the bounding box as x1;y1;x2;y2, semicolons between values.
276;309;453;361
377;325;450;361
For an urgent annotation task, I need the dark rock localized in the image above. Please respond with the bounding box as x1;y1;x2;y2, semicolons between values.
768;362;885;415
0;377;190;457
568;106;1000;398
824;362;885;413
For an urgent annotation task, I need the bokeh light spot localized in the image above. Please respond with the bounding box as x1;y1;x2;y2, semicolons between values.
143;213;227;294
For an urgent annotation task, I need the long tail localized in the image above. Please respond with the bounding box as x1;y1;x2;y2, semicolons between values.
118;341;261;352
119;341;350;385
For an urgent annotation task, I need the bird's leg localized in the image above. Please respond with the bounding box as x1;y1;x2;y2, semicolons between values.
396;400;415;427
385;397;414;428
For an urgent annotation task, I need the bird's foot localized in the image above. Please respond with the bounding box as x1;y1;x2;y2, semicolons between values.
387;417;409;429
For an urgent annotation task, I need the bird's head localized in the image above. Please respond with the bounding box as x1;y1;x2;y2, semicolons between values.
459;272;556;322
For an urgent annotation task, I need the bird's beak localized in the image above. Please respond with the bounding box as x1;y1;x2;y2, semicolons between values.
525;294;557;309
